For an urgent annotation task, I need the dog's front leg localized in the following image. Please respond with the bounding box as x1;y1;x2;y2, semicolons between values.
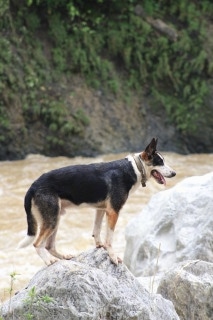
92;209;105;247
105;209;121;265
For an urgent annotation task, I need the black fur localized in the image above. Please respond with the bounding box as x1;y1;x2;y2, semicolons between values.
25;158;137;226
24;189;37;236
153;153;164;166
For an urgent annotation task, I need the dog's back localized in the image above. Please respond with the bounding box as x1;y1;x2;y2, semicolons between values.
30;159;137;208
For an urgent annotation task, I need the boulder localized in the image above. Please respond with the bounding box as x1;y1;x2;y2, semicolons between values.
157;260;213;320
2;248;179;320
124;172;213;279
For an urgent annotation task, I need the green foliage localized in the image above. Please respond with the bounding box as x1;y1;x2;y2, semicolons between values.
8;272;19;313
0;275;55;320
24;286;54;319
48;14;68;45
1;0;213;137
0;17;90;152
23;95;90;148
0;271;20;315
24;286;37;318
0;0;11;30
25;12;40;32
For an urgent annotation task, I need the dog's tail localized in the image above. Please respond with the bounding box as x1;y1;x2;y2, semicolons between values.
18;188;37;248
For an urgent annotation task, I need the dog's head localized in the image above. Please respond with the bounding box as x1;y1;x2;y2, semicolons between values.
141;138;176;185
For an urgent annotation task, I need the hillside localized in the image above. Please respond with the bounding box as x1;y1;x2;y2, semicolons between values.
0;0;213;160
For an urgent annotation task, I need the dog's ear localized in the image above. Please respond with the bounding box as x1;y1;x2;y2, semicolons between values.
145;138;158;157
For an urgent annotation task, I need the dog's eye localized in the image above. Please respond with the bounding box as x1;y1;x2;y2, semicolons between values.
153;153;164;166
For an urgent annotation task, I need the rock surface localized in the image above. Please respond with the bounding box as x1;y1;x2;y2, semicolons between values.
157;260;213;320
124;172;213;279
2;248;179;320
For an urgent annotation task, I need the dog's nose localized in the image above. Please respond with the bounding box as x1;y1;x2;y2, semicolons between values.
171;171;176;177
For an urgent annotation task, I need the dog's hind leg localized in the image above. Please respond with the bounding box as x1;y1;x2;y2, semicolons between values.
105;209;121;265
92;209;105;248
33;225;59;265
45;223;73;261
33;194;62;265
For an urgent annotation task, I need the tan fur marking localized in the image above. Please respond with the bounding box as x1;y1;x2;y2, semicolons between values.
105;210;120;264
141;151;149;162
106;210;118;230
33;227;54;248
31;200;44;227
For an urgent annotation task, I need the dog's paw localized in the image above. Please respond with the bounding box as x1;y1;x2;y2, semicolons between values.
63;254;74;260
96;243;105;249
47;257;59;266
117;256;122;263
93;237;105;248
110;255;119;265
107;248;122;265
110;255;123;265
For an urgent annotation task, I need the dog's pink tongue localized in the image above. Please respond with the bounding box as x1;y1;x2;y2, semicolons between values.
160;173;166;185
152;170;166;185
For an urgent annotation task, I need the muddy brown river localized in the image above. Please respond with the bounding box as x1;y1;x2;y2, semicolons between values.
0;152;213;301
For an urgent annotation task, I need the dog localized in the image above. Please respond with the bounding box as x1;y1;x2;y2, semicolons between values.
18;138;176;265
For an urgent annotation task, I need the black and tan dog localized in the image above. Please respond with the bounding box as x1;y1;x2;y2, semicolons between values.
19;138;176;265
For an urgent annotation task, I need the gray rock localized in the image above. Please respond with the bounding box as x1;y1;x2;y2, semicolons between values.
124;172;213;278
157;260;213;320
2;248;179;320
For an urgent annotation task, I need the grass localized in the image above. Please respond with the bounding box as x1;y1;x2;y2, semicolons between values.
0;271;19;319
0;271;54;319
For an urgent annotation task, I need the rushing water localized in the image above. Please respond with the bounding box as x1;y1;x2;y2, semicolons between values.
0;152;213;301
